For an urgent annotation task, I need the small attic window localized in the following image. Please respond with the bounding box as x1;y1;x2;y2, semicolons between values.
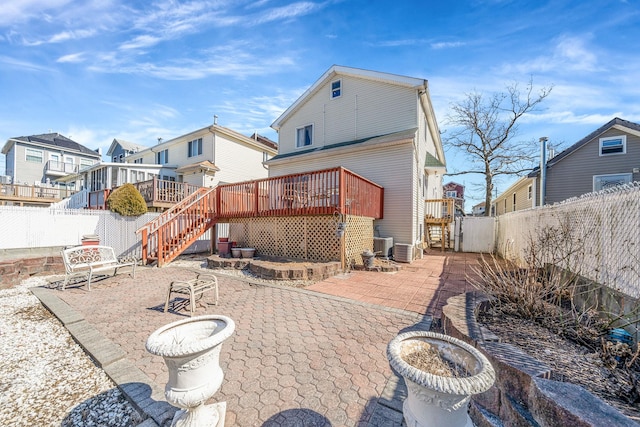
331;79;341;99
599;135;626;156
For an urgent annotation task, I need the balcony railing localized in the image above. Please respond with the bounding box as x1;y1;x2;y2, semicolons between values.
0;183;76;203
44;160;79;176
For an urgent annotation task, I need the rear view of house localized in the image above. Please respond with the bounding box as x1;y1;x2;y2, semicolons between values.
268;65;446;257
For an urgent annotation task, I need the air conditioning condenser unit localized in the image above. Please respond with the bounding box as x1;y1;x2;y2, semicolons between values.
373;237;393;259
394;243;413;263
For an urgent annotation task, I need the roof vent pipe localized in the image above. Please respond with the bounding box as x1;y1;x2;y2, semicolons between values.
539;137;548;206
214;115;218;125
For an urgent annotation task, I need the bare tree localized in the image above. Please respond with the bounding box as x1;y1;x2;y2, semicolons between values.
445;78;552;215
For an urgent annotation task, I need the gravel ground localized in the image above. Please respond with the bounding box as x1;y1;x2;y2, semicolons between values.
0;276;143;427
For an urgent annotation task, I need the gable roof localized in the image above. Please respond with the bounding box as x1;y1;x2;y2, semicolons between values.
528;117;640;177
271;65;428;131
2;132;100;157
106;139;147;157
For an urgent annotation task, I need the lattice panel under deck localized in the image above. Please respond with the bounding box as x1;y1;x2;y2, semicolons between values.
344;215;374;266
307;216;340;262
224;215;371;263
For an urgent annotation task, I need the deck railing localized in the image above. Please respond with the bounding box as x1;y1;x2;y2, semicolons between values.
424;198;455;222
0;183;76;203
134;177;200;205
216;167;384;219
87;178;201;209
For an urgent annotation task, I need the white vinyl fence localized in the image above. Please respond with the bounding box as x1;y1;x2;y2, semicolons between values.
495;182;640;299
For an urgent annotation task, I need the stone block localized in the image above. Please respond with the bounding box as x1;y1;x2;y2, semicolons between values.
469;401;504;427
473;384;502;416
480;341;551;405
498;394;538;427
528;377;638;427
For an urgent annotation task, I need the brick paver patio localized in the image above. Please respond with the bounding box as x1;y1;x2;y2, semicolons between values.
48;251;481;426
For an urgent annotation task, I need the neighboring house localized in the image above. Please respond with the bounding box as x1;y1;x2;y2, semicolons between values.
443;181;465;213
1;133;101;187
267;65;446;249
472;201;486;216
491;177;535;216
528;118;640;205
107;139;147;163
124;122;278;188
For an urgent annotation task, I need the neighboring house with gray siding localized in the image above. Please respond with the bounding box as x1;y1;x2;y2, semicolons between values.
1;133;101;187
106;139;147;163
267;65;446;250
529;117;640;205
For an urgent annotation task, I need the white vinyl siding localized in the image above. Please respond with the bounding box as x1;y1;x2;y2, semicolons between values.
214;134;270;184
269;141;416;245
278;76;418;155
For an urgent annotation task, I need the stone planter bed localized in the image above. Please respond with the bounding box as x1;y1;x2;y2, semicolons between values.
441;291;638;427
206;255;342;281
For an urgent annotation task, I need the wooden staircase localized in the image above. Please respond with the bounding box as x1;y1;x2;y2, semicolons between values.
137;187;216;267
425;218;451;252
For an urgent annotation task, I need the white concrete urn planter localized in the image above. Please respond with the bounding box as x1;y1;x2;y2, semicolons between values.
387;331;495;427
146;315;235;427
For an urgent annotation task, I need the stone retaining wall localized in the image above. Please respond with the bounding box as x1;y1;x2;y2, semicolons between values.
0;255;65;289
442;292;638;427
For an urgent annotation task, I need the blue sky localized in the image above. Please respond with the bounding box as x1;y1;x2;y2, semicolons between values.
1;0;639;208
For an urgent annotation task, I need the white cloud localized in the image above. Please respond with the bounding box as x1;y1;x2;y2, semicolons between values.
0;0;72;26
119;35;162;50
252;1;322;24
430;41;465;49
57;52;85;63
0;55;50;72
500;34;598;75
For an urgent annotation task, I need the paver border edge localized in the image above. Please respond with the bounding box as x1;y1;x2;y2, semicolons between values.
29;286;175;427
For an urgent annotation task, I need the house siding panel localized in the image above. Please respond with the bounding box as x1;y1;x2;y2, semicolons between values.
545;128;640;204
269;142;416;244
215;135;269;184
278;77;417;155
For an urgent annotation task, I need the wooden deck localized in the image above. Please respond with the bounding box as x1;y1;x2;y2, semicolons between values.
0;183;76;206
90;167;385;219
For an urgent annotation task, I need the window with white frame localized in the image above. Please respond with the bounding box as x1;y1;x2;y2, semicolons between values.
296;124;313;148
527;184;532;200
331;79;341;99
157;149;169;164
26;148;43;163
134;158;143;164
445;190;457;198
599;135;626;156
188;138;203;157
593;173;632;191
80;159;93;169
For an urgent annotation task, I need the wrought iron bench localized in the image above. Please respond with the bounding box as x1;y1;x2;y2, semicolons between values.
61;245;137;291
164;273;219;316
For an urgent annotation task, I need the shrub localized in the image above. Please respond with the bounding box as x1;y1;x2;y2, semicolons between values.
107;183;148;216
